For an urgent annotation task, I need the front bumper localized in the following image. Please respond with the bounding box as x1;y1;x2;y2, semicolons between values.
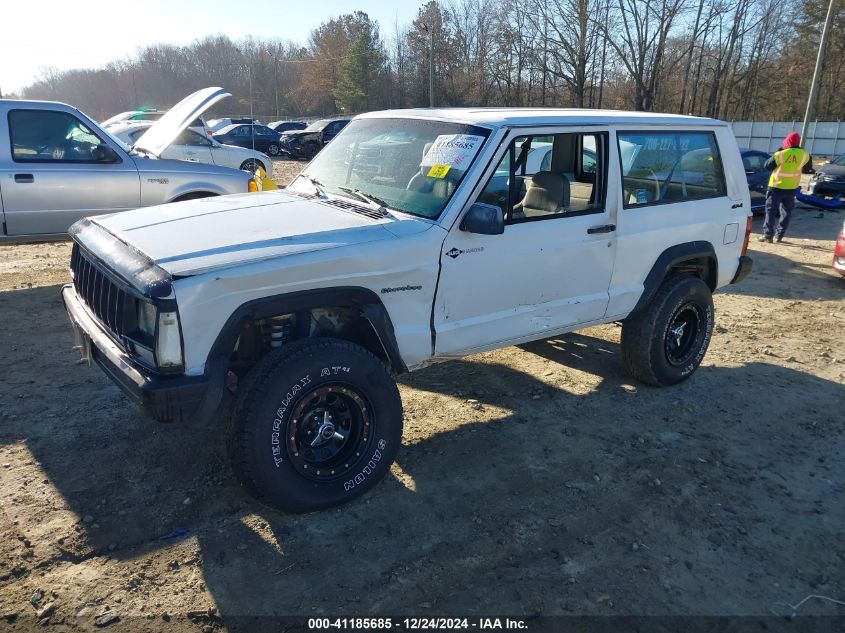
731;255;753;284
808;179;845;196
62;285;209;422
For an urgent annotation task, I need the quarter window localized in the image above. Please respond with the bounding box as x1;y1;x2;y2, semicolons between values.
618;132;726;208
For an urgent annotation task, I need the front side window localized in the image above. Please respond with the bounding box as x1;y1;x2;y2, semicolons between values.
287;118;490;220
619;131;726;208
9;109;114;163
175;129;212;146
477;131;607;222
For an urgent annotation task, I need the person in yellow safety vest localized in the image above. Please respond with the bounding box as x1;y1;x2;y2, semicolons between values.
758;131;810;243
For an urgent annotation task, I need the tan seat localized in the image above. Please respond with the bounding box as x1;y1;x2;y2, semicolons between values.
513;171;569;219
406;143;459;201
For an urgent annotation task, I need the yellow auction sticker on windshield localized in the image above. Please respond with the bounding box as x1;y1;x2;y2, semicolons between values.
427;164;451;179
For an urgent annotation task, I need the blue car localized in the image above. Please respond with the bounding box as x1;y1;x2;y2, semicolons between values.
213;123;282;156
741;149;773;214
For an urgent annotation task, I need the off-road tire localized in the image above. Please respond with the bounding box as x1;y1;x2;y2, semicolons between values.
231;338;403;513
621;275;714;386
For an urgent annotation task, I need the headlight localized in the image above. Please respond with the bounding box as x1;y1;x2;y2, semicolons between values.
137;300;157;337
155;311;183;368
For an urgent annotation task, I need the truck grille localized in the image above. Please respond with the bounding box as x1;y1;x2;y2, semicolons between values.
70;244;133;337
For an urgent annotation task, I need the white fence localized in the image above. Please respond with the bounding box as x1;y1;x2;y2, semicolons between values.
731;120;845;156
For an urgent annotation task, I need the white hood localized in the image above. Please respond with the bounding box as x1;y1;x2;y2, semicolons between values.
90;191;420;276
133;87;229;157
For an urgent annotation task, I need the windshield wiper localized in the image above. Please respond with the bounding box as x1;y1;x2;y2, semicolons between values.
303;175;326;196
337;186;392;214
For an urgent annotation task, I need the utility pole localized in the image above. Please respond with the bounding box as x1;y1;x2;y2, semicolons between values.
422;23;434;107
801;0;837;148
265;47;280;120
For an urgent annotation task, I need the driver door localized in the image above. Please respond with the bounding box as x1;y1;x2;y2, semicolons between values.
433;127;618;356
2;108;139;236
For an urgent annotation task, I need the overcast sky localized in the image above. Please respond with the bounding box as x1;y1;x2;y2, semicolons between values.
0;0;421;95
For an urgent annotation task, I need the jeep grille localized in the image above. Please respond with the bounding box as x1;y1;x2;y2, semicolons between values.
70;244;133;338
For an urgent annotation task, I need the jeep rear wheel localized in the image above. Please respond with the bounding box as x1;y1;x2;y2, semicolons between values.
232;338;403;513
621;275;714;386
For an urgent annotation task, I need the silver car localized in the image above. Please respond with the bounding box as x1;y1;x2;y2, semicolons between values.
0;87;253;242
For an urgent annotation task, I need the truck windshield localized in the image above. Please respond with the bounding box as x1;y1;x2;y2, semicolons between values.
287;118;491;220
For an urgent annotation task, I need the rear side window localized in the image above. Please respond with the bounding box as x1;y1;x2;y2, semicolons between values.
618;131;726;208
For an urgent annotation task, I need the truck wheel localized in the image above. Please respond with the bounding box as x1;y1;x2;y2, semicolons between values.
239;159;266;174
621;275;714;387
232;338;403;512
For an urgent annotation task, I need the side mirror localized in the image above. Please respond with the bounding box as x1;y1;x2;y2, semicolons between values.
461;202;504;235
96;144;121;163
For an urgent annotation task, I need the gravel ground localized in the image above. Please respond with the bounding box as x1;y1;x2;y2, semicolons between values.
0;169;843;630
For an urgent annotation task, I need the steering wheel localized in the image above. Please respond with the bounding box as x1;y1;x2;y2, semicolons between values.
624;169;660;205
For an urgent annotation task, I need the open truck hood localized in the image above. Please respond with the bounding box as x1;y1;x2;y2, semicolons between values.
133;87;229;157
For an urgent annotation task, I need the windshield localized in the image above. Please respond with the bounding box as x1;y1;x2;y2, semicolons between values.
832;154;845;166
305;119;330;132
99;126;131;152
287;118;491;220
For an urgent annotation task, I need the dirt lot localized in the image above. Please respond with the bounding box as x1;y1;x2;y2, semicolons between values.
1;163;844;630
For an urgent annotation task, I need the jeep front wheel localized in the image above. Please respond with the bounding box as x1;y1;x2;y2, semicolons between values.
621;275;714;386
232;338;403;512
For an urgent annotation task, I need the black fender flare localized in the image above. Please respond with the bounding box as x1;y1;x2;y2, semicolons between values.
629;241;717;317
194;287;407;422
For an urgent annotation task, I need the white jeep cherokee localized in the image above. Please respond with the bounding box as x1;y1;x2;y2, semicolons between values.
63;108;753;512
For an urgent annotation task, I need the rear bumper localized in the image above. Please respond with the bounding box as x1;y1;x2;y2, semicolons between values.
731;255;753;284
62;285;209;422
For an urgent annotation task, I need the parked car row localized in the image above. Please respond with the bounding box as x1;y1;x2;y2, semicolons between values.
110;121;271;174
278;117;349;160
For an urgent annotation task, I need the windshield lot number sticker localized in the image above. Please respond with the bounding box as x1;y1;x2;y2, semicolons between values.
427;164;451;179
421;134;485;169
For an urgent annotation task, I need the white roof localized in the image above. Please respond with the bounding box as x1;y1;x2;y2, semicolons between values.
358;107;726;129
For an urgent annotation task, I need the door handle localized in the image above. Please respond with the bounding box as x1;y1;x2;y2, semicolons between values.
587;224;615;234
14;173;34;183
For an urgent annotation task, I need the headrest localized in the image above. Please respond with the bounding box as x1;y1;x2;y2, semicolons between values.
522;171;566;213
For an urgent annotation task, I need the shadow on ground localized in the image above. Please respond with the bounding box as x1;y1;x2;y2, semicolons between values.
1;285;844;624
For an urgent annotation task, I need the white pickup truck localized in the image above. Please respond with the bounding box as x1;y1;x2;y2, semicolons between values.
63;108;753;512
